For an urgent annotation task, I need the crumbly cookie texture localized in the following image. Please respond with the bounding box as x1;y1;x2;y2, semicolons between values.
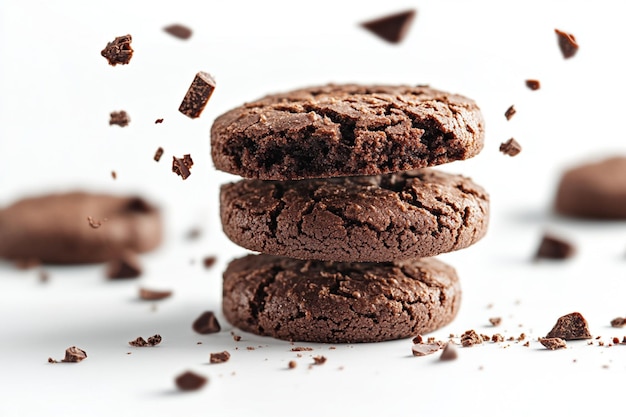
211;84;484;180
222;254;461;343
220;169;489;262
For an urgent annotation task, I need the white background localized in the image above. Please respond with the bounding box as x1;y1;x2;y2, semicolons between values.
2;1;626;416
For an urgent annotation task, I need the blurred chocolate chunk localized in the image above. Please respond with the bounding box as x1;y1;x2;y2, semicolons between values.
555;29;578;59
109;110;130;127
175;371;207;391
611;317;626;328
439;343;458;361
539;337;567;350
535;234;576;260
172;154;193;180
192;311;221;334
203;256;216;268
499;138;522;156
525;79;541;90
155;118;164;124
546;312;592;340
179;72;216;119
163;24;193;40
411;343;441;357
101;34;133;66
361;9;416;44
106;252;142;279
139;288;172;301
154;147;164;162
312;356;327;365
111;171;117;180
210;351;230;364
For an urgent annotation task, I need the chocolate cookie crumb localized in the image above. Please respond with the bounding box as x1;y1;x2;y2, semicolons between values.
360;9;416;44
175;371;207;391
539;337;567;350
312;356;327;365
109;110;130;127
232;334;241;342
499;138;522;156
504;105;516;120
412;335;424;344
210;351;230;364
439;343;458;361
129;337;147;347
155;118;164;124
172;154;193;180
555;29;578;59
546;312;592;340
203;256;217;268
163;24;192;40
192;311;221;334
106;252;142;279
179;72;216;119
489;317;502;327
111;171;117;180
139;288;172;301
523;341;530;347
246;346;255;351
610;317;626;328
291;347;313;352
412;343;442;357
461;330;483;347
62;346;88;363
492;334;504;342
288;360;297;369
154;147;164;162
535;234;576;260
129;335;161;347
525;79;541;90
101;34;133;66
147;335;162;346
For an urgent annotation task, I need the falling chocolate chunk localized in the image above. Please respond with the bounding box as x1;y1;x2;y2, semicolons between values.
360;9;416;44
172;154;193;180
525;79;541;90
109;110;130;127
163;24;193;40
504;105;516;120
546;312;592;340
439;343;458;361
154;147;164;162
175;371;207;391
489;317;502;326
535;234;576;260
411;343;442;357
210;351;230;364
610;317;626;328
106;252;142;279
179;72;216;119
101;35;133;66
111;171;117;180
155;118;164;124
62;346;88;363
539;337;567;350
499;138;522;157
555;29;578;59
139;288;172;301
312;356;327;365
192;311;221;334
288;360;297;369
203;256;216;268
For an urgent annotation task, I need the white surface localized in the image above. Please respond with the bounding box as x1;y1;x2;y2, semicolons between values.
2;1;626;416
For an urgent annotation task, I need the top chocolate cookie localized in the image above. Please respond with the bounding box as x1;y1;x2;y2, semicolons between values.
211;84;484;180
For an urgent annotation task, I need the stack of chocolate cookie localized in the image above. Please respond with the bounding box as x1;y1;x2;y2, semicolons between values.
211;84;489;343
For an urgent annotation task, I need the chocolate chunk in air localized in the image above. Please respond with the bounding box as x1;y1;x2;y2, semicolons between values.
499;138;522;156
504;105;516;120
179;72;216;119
172;154;193;180
439;343;458;361
611;317;626;328
209;351;230;364
101;35;133;66
175;371;207;391
109;110;130;127
139;288;172;301
154;147;164;162
546;312;592;340
525;79;541;90
163;24;192;40
555;29;578;59
535;234;576;260
192;311;221;334
360;9;416;44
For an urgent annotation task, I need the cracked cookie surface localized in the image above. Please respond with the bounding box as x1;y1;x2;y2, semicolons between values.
220;169;489;262
222;254;461;343
211;84;484;180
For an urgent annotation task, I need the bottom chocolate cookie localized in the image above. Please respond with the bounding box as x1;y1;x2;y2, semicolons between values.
222;254;461;343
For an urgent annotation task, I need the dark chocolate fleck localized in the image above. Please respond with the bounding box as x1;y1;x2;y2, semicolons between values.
539;337;567;350
175;371;207;391
525;79;541;90
192;311;221;334
203;256;216;268
101;34;133;66
555;29;578;59
154;147;164;162
179;72;216;119
172;154;193;180
155;118;164;124
111;171;117;180
535;234;576;260
163;24;193;40
546;312;592;340
412;335;424;344
109;110;130;127
439;343;458;361
499;138;522;157
209;351;230;364
291;347;313;352
139;288;172;301
360;9;416;44
504;105;516;120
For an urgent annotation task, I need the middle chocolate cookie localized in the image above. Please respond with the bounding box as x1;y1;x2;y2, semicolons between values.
221;169;489;262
